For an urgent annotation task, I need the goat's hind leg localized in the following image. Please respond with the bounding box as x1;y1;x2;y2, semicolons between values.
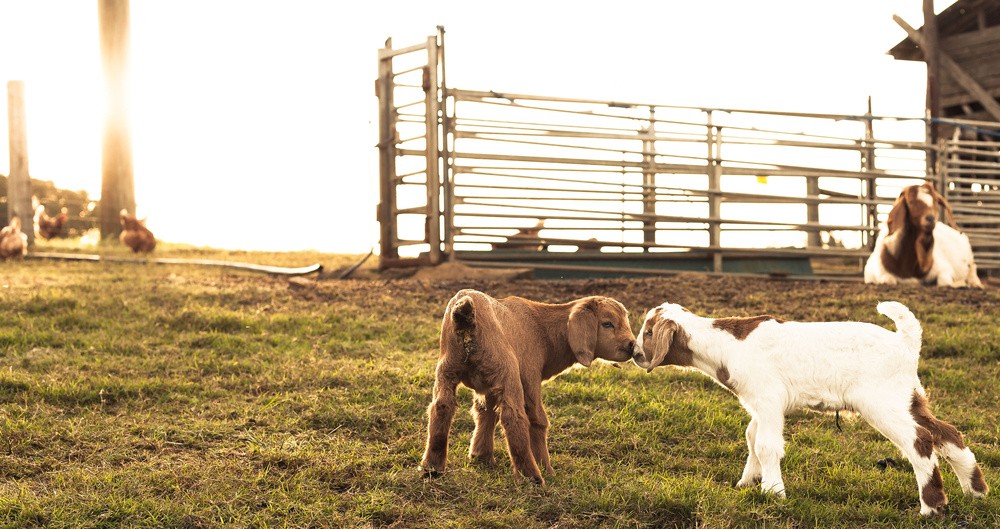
419;362;460;476
858;401;949;516
912;395;989;498
469;392;499;467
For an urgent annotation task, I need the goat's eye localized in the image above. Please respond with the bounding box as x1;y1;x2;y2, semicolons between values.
645;328;653;335
601;322;614;329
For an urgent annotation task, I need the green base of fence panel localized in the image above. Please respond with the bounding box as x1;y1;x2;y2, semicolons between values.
453;250;814;279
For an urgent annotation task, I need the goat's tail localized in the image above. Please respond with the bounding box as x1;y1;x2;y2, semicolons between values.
877;301;922;354
451;295;476;332
449;293;479;358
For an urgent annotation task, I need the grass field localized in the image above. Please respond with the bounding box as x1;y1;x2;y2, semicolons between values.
0;247;997;528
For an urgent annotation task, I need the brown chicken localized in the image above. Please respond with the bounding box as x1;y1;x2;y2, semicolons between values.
35;205;69;240
0;216;28;258
119;209;156;253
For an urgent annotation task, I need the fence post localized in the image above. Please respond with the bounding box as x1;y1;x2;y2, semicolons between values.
376;39;399;266
437;26;454;258
424;36;442;264
706;112;722;272
6;80;34;246
641;107;656;250
806;176;821;248
862;98;877;251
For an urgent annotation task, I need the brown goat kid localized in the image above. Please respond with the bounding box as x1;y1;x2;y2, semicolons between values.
420;289;636;484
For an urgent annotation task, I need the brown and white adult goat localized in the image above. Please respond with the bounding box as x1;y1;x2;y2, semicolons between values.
864;182;982;288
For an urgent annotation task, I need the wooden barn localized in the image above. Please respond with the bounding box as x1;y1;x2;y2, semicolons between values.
889;0;1000;132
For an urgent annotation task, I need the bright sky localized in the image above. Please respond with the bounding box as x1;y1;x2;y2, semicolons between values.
0;1;950;253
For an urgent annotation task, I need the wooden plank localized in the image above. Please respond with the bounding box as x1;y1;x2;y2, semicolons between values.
938;24;1000;56
894;15;1000;122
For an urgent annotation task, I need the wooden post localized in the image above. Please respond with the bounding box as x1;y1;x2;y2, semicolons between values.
862;96;877;251
98;0;135;240
424;36;442;265
641;107;657;250
805;175;821;248
923;0;941;175
6;80;34;245
706;112;722;273
437;26;454;257
376;39;399;266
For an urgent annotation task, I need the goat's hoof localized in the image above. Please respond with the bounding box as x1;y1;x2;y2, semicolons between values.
875;457;900;471
516;472;545;486
919;505;946;517
418;464;443;478
760;484;786;498
736;477;761;488
468;454;497;468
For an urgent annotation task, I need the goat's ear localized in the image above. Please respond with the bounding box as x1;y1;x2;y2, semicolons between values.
567;299;598;367
646;318;679;373
927;186;958;228
885;193;908;235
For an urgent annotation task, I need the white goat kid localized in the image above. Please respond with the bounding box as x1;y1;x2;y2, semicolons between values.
632;301;988;516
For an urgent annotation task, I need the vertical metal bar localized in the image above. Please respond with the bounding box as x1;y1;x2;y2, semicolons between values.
641;107;656;251
424;36;442;264
706;111;722;273
376;39;399;267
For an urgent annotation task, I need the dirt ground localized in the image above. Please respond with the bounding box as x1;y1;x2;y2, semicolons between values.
307;260;995;323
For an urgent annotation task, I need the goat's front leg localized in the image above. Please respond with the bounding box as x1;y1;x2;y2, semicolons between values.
522;378;553;474
736;416;762;488
752;410;787;498
497;371;544;484
934;268;957;288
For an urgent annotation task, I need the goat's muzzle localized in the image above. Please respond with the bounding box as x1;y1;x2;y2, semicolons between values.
921;214;936;232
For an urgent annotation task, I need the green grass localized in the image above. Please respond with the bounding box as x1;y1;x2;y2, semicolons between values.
0;253;997;528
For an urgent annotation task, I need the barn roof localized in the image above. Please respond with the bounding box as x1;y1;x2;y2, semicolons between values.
889;0;1000;60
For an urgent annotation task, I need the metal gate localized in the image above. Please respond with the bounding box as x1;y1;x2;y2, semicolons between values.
377;30;1000;277
941;122;1000;272
375;27;447;268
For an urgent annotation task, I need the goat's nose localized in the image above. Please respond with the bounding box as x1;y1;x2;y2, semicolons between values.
925;214;936;225
627;340;636;354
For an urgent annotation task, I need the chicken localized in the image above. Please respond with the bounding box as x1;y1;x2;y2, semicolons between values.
119;209;156;253
0;216;28;258
34;205;69;240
